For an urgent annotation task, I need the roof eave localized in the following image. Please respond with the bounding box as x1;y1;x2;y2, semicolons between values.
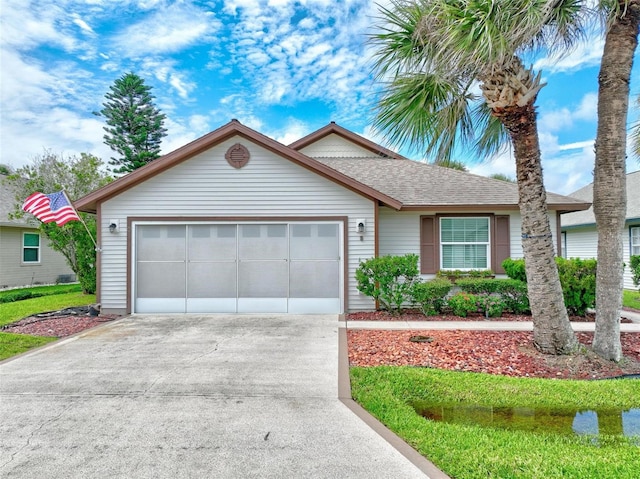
75;120;404;213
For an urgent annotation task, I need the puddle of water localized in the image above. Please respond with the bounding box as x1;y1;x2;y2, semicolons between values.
411;401;640;440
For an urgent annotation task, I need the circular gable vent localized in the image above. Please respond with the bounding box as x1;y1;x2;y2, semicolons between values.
225;143;250;169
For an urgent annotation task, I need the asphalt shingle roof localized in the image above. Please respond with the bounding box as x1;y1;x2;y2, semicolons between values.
561;170;640;227
313;157;588;209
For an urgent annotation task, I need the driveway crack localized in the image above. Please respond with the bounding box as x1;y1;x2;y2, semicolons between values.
1;401;75;469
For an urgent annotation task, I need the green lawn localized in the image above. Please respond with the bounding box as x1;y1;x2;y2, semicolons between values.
0;290;95;360
623;289;640;310
351;366;640;479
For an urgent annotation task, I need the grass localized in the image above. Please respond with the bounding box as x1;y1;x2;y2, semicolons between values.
0;333;57;361
622;289;640;310
0;290;95;360
0;283;82;304
351;366;640;479
0;292;96;328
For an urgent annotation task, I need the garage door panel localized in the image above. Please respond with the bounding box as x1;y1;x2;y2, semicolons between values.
290;224;339;260
137;225;185;261
136;298;186;313
238;261;288;297
187;298;236;313
290;261;339;298
136;262;186;298
188;225;236;260
187;262;237;297
239;225;287;260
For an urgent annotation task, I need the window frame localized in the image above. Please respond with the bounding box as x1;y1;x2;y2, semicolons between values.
439;216;491;271
22;232;41;264
420;213;511;274
630;225;640;256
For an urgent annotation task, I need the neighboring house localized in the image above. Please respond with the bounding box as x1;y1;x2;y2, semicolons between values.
0;174;75;289
75;120;589;315
561;170;640;290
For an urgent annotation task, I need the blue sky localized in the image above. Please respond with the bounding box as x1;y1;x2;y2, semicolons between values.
1;0;639;195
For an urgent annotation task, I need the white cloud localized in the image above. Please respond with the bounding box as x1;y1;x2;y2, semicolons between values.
533;38;605;74
574;92;598;121
71;13;96;36
111;4;220;57
271;118;310;145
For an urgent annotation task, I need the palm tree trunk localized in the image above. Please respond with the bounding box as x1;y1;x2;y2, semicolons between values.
593;1;640;362
495;103;578;354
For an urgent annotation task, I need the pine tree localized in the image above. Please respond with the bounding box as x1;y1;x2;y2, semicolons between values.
101;72;167;174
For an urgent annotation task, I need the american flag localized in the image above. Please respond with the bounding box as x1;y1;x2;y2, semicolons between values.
22;191;81;226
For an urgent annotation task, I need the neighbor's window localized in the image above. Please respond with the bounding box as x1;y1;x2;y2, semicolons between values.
631;226;640;256
440;217;489;269
23;232;40;263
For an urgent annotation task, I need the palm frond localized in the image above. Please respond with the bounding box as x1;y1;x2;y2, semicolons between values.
472;102;511;158
373;72;480;161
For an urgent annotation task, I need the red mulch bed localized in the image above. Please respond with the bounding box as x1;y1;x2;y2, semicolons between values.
347;311;640;380
5;308;639;380
3;306;120;338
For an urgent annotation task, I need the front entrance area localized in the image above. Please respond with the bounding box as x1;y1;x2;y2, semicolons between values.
133;222;343;314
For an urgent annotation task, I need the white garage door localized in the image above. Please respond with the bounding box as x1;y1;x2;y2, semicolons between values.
133;222;343;314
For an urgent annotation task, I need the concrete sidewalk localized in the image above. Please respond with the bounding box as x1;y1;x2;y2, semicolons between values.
0;315;441;479
343;320;640;332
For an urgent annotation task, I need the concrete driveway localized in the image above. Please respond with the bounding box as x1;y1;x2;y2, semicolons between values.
1;314;434;478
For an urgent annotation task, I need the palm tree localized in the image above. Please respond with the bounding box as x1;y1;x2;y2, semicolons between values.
592;1;640;361
372;0;586;354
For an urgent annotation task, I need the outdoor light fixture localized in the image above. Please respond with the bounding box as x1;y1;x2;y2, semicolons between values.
356;219;366;234
108;220;118;234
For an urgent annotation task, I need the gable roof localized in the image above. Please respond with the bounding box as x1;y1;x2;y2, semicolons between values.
75;120;590;214
289;121;408;159
75;120;403;213
561;170;640;228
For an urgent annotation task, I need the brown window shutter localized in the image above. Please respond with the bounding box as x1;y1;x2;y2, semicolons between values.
493;215;510;274
420;216;438;274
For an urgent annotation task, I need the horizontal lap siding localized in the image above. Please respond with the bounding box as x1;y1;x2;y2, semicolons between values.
100;136;376;312
564;225;637;290
0;227;73;288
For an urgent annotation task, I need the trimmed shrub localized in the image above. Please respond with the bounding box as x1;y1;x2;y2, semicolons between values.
501;258;527;282
493;279;530;314
555;257;596;316
456;278;530;315
501;257;595;316
355;254;420;314
455;278;500;295
448;292;478;317
412;278;453;316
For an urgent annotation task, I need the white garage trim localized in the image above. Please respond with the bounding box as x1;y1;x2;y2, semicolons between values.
130;219;345;314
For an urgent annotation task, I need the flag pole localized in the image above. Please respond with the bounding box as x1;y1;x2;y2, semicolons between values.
62;190;98;250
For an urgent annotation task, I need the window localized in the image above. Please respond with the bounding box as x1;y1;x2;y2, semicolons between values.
631;226;640;256
23;233;40;263
420;215;510;274
440;217;490;269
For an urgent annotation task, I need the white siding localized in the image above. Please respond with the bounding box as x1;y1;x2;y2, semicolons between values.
100;136;376;313
563;227;598;260
0;227;74;288
299;134;376;158
378;208;560;278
